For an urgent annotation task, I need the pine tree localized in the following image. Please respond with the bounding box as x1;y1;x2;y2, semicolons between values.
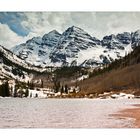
0;82;10;97
73;88;76;93
64;84;68;94
30;81;34;89
1;84;5;97
0;84;2;97
27;81;30;88
54;81;60;93
5;81;10;97
61;86;64;94
25;88;29;97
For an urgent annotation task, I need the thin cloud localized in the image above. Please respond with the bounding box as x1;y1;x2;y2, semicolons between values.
0;23;34;49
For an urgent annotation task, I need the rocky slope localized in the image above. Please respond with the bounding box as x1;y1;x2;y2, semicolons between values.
0;45;46;81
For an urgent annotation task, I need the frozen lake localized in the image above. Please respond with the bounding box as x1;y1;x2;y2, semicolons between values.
0;98;139;128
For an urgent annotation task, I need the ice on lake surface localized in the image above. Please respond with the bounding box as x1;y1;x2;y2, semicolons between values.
0;98;139;128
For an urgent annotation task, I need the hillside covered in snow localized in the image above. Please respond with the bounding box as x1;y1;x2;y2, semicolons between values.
0;45;46;81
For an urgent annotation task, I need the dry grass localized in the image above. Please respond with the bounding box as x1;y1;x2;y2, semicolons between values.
79;63;140;95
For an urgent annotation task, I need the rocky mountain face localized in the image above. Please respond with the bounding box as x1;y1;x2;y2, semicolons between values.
12;30;61;66
50;26;101;67
11;26;140;67
0;45;45;81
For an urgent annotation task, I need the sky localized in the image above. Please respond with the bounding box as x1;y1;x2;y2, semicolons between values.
1;12;140;49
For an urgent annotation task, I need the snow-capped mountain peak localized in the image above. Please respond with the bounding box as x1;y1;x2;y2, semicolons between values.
42;30;61;47
26;36;42;45
65;26;88;34
131;30;140;47
11;26;140;68
49;26;101;66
